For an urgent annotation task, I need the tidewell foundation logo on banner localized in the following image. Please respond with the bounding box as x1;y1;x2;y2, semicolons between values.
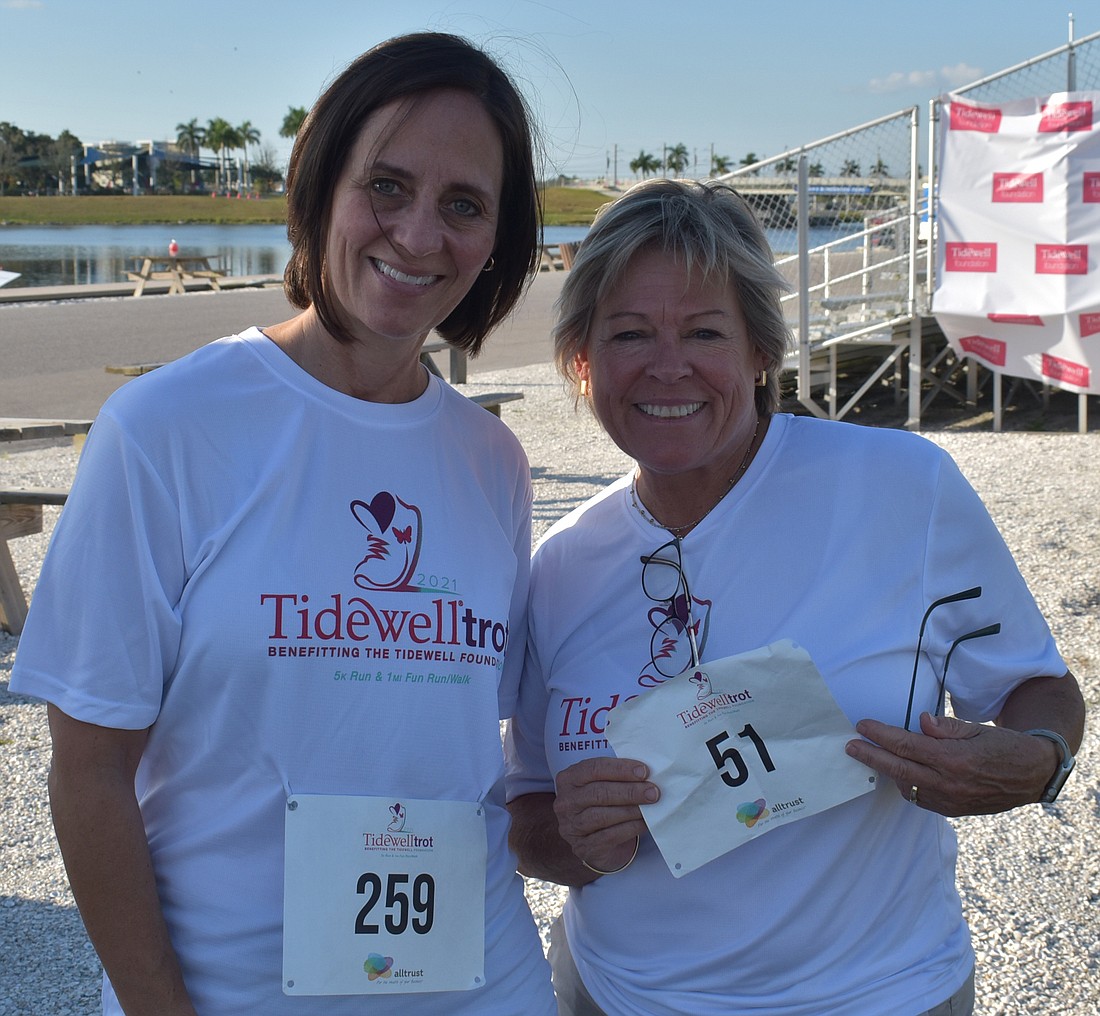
950;102;1002;133
959;335;1007;366
992;172;1043;203
1080;312;1100;338
1043;353;1090;388
1035;244;1089;275
1038;101;1094;133
945;242;998;272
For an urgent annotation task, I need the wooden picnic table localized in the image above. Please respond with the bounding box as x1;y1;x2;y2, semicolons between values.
127;254;225;297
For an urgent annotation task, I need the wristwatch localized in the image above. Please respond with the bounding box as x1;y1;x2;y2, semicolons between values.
1024;728;1076;804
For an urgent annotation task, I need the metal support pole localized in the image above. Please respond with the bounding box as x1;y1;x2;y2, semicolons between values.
907;106;922;429
797;154;812;410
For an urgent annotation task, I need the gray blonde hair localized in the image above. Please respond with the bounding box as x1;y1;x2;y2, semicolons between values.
554;178;791;415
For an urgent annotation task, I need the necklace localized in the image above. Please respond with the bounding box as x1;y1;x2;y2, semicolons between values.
629;419;760;537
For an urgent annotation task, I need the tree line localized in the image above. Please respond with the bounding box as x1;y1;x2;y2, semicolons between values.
626;143;889;180
0;107;309;197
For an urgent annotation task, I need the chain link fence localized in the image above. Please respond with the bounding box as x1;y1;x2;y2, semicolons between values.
717;107;922;421
710;28;1100;427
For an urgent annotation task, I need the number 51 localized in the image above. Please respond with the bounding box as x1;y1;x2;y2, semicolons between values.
706;724;776;788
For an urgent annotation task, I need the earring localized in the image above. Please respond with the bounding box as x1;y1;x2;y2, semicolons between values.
579;378;590;397
755;370;768;387
482;256;495;273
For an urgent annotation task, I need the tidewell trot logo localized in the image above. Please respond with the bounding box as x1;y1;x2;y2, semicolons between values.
352;491;424;592
259;489;510;667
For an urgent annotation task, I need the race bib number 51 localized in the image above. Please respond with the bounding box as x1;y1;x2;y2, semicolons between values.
606;640;877;877
283;795;486;995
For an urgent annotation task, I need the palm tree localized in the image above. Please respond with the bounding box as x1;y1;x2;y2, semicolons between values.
175;118;204;189
775;156;797;176
739;152;761;177
280;106;308;141
808;161;825;177
664;142;689;175
629;150;660;178
237;120;261;192
710;153;731;175
870;156;889;178
206;118;242;193
840;159;861;177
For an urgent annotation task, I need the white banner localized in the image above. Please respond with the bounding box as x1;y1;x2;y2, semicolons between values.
933;91;1100;394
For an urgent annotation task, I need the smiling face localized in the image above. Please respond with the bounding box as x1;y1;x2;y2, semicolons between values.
576;247;766;492
323;88;504;350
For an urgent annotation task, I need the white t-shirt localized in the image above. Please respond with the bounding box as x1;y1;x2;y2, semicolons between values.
13;329;554;1016
506;412;1064;1016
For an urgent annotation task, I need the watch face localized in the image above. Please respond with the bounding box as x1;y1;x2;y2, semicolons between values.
1027;729;1074;804
1040;758;1075;804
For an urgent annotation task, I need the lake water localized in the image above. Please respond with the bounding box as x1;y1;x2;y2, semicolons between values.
0;223;592;289
0;221;856;289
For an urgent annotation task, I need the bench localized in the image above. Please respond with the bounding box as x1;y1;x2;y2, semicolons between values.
468;391;524;417
538;242;578;272
106;351;522;416
0;418;93;443
0;487;68;635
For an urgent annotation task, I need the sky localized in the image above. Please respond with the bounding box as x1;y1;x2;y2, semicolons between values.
2;0;1093;181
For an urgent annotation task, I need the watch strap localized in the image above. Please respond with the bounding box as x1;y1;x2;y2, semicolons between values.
1024;728;1075;804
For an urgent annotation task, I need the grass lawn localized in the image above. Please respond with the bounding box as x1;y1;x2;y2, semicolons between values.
0;187;608;227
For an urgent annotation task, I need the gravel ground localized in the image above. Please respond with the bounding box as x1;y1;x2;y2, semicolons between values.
1;361;1097;1014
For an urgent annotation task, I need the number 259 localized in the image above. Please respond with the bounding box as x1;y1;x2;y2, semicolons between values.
355;872;435;935
706;724;776;787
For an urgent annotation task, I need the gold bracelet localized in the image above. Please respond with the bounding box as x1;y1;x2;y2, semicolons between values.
580;837;640;876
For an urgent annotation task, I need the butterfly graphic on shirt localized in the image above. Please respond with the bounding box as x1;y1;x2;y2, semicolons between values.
350;491;423;592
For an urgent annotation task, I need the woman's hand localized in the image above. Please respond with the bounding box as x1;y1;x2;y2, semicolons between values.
553;757;658;874
845;671;1084;817
846;712;1057;816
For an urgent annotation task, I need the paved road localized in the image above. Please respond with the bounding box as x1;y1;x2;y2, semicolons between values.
0;272;566;420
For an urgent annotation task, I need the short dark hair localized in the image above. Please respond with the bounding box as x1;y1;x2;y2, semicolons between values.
555;179;792;415
283;32;541;355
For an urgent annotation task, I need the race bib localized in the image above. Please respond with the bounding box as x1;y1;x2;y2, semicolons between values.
606;640;877;877
283;795;486;995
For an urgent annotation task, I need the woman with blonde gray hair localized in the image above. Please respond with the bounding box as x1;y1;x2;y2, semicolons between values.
506;178;1082;1015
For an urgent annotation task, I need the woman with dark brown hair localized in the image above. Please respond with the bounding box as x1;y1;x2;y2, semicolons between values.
13;32;554;1015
